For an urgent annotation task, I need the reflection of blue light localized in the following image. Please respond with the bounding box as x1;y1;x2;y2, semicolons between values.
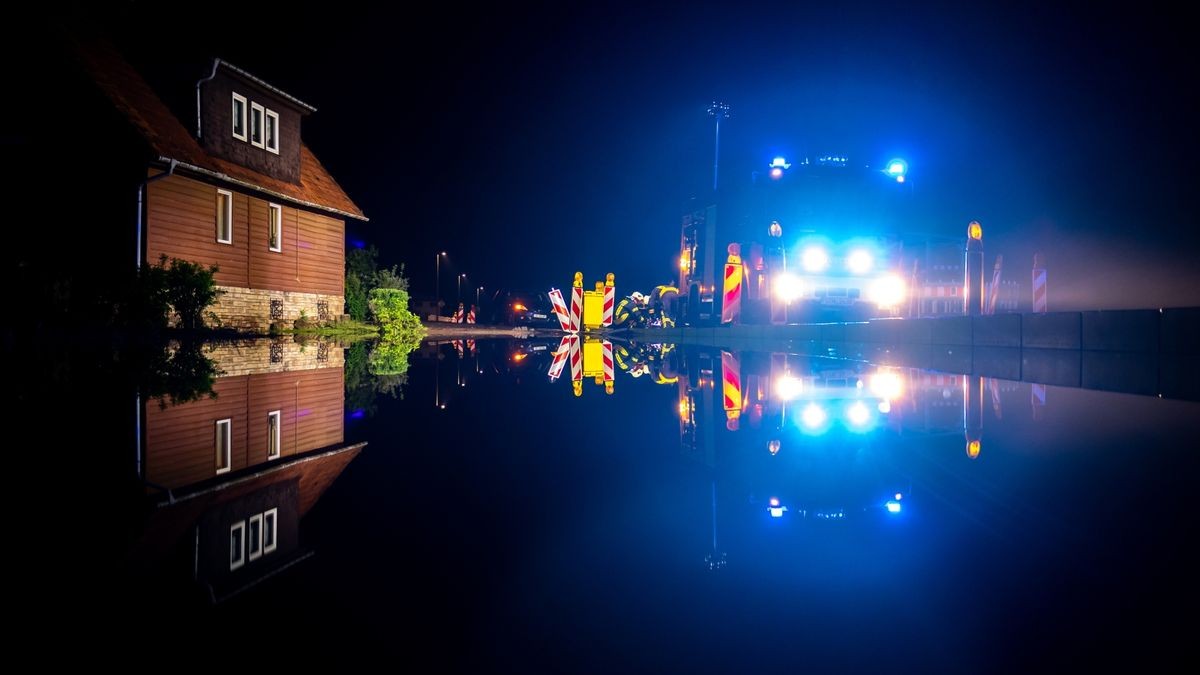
351;239;366;249
769;497;780;507
769;505;787;518
350;409;365;419
801;403;827;429
886;159;907;176
846;401;871;428
886;500;902;513
769;166;783;179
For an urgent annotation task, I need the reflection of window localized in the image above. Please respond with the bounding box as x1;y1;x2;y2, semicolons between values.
216;189;233;244
232;93;247;141
263;508;277;554
230;521;245;570
267;410;281;460
265;109;279;154
268;204;282;252
250;102;265;148
215;419;232;474
248;514;263;561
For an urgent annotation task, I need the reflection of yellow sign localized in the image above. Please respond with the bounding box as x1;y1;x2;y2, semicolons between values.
968;221;983;240
966;439;981;459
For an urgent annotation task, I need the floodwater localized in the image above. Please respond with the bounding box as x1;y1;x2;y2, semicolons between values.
25;336;1200;670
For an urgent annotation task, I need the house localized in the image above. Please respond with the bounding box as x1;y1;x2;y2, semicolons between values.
50;40;367;332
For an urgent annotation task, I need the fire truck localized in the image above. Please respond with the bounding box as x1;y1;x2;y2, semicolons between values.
678;154;915;324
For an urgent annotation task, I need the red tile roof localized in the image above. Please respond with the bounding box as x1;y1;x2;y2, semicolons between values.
77;40;366;221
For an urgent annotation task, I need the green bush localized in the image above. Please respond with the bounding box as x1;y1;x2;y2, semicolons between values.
368;288;426;346
345;272;368;321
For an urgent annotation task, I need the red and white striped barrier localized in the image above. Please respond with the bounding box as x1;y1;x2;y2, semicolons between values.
548;288;572;331
986;255;1003;315
987;377;1002;420
602;341;614;382
1032;253;1047;313
1031;382;1046;420
602;273;615;328
547;336;572;381
570;273;583;333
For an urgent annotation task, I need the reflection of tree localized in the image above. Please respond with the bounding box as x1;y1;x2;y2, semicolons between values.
140;340;220;409
345;338;421;417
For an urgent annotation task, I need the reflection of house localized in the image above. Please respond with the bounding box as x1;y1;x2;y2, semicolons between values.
134;340;360;602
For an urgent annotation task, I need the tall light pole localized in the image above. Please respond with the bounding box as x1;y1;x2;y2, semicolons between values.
458;273;467;304
435;251;446;312
707;101;730;192
476;285;483;307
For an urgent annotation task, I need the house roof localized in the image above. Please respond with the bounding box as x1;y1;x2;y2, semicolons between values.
77;40;367;221
216;59;318;113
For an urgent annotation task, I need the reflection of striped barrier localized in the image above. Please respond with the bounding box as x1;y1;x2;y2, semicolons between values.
570;272;583;333
548;288;572;331
1032;253;1047;313
1031;382;1045;420
919;374;962;387
547;337;572;381
987;377;1002;420
602;273;615;327
602;340;614;395
569;336;583;397
721;350;743;430
721;244;743;325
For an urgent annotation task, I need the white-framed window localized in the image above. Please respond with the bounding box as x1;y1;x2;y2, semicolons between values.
267;410;281;460
250;102;265;148
265;108;279;154
268;203;282;252
215;418;232;474
263;508;278;554
232;93;247;141
216;189;233;244
230;521;245;570
247;513;263;562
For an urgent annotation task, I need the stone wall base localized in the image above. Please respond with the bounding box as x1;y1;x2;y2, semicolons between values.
210;286;345;334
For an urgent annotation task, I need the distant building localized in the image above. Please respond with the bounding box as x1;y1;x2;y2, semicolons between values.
21;40;367;332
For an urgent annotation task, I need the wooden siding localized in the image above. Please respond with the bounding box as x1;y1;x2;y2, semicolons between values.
147;173;344;296
145;367;345;490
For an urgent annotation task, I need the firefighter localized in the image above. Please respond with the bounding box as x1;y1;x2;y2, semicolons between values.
650;283;680;326
613;292;648;328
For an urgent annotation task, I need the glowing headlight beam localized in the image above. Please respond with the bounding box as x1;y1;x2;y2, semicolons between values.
802;246;830;273
773;273;804;303
846;249;873;274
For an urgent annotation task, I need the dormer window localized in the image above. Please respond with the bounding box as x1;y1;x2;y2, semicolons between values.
250;102;265;148
265;109;279;154
231;93;247;141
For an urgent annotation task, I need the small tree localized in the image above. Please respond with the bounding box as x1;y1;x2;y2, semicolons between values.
160;256;223;330
345;272;368;321
368;287;426;345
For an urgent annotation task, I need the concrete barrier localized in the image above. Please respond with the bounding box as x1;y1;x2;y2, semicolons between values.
926;346;973;375
819;323;846;342
1023;312;1081;349
929;316;973;346
1021;348;1081;387
844;322;870;343
973;314;1022;347
1081;310;1159;352
1158;356;1200;400
1160;308;1200;354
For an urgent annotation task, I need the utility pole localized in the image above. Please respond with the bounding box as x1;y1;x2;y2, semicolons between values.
707;101;730;192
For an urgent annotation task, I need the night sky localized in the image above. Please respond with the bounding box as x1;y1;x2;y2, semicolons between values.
33;2;1200;308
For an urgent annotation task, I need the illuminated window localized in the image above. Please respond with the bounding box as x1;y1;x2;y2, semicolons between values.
216;189;233;244
247;513;263;561
263;508;278;554
267;410;281;460
268;204;282;252
250;102;265;148
265;109;279;154
230;521;245;570
232;93;247;141
215;418;232;474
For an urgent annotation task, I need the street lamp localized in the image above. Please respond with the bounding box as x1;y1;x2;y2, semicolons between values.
458;273;467;304
476;285;483;307
435;251;447;312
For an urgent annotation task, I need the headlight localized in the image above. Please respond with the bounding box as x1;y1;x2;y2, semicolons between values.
846;249;873;274
774;374;803;401
801;246;829;273
868;275;906;307
773;273;804;302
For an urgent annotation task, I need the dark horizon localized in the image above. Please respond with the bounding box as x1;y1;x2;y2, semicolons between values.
12;2;1199;309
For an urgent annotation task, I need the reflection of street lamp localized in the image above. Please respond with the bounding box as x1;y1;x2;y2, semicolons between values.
435;252;447;311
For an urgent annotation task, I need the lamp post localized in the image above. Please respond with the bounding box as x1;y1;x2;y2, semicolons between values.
476;285;483;307
458;273;467;304
435;251;446;312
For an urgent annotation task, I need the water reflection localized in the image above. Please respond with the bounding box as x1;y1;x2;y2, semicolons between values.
131;338;363;603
